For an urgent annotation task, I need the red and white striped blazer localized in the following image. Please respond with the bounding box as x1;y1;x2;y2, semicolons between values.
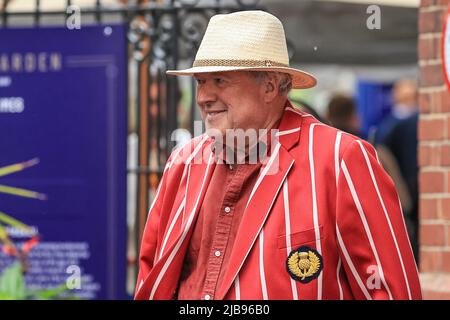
135;104;422;300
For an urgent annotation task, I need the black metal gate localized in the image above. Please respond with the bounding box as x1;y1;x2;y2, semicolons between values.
0;0;262;294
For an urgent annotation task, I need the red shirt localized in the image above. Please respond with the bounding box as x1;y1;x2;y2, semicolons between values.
177;150;263;300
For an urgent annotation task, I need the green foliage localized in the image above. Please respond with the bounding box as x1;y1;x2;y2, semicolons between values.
0;263;75;300
0;263;26;300
0;211;33;232
0;212;77;300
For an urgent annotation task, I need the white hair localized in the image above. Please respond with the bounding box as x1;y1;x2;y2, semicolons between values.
249;71;292;96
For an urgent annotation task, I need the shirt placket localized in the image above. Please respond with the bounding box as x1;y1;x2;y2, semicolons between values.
201;165;246;300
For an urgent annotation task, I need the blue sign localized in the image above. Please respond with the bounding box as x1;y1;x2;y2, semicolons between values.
356;80;393;140
0;25;127;299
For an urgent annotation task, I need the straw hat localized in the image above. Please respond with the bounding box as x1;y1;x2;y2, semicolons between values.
166;10;317;89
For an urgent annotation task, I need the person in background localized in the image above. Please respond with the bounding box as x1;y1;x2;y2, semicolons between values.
372;79;419;262
381;111;419;262
326;94;361;137
375;79;418;145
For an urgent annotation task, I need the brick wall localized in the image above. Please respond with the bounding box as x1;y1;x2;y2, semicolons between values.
418;0;450;300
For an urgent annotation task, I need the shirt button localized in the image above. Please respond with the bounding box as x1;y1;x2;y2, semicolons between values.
214;250;221;257
204;294;211;300
224;206;231;213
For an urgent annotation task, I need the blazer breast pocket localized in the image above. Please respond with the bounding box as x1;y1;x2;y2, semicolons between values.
277;226;324;250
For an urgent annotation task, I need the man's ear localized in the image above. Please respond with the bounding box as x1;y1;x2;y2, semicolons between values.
263;74;279;103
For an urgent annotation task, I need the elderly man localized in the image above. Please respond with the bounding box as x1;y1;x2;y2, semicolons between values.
135;10;421;300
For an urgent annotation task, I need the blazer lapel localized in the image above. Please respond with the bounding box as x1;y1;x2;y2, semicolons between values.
138;138;216;299
183;142;216;232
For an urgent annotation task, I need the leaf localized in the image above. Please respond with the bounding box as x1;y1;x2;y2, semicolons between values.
0;224;8;241
0;263;26;300
28;284;69;300
0;158;39;178
0;224;15;248
0;291;14;300
0;211;33;232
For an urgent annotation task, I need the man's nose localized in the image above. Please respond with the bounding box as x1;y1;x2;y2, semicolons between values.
196;81;217;106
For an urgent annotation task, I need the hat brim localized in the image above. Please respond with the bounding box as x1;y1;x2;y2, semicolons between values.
166;66;317;89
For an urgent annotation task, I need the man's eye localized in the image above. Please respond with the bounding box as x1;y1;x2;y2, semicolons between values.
214;78;225;85
196;79;204;85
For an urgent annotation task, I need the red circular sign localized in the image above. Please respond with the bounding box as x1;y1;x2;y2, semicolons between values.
442;6;450;91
